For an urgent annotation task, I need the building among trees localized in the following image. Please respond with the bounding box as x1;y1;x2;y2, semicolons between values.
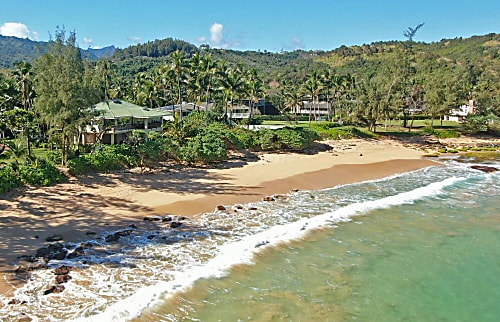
82;99;172;144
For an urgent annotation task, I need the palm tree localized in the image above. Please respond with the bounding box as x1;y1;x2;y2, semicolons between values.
170;50;187;119
301;71;323;126
199;53;218;108
134;72;159;109
244;68;264;127
3;141;27;170
13;61;35;110
218;67;245;124
186;53;205;109
283;85;304;123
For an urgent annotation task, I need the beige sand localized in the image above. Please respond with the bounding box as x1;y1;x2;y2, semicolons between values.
0;138;437;296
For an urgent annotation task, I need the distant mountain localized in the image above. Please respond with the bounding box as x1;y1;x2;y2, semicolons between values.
87;45;116;59
0;35;50;68
0;35;115;68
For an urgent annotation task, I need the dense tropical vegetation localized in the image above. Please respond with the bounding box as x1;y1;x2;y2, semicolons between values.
1;28;500;194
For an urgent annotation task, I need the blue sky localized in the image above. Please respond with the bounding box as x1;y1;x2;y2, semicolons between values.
1;0;498;52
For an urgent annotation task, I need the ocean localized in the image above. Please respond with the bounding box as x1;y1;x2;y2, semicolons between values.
1;155;499;322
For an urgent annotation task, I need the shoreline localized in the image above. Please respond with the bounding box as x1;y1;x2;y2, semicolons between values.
0;139;437;298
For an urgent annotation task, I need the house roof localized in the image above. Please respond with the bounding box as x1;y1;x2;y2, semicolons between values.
93;99;171;119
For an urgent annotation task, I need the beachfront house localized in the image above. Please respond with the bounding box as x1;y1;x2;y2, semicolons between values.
81;99;173;144
444;100;476;122
160;102;206;118
294;101;332;119
224;99;280;120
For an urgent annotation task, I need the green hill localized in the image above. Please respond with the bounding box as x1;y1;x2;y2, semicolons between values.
0;35;114;68
1;32;499;86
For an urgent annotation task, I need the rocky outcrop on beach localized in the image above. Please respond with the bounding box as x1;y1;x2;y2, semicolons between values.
470;165;499;173
35;243;67;261
43;285;65;295
12;214;194;291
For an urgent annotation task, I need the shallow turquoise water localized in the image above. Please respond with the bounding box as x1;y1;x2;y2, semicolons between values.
135;158;500;322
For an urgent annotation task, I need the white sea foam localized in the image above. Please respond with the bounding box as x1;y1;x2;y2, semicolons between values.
73;175;463;322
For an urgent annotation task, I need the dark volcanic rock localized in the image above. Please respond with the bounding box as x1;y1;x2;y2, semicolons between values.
35;243;67;260
255;240;270;248
43;285;65;295
54;265;72;275
55;274;72;284
45;234;63;242
66;247;84;259
105;229;133;242
169;221;182;229
470;165;499;173
15;258;47;273
143;216;162;221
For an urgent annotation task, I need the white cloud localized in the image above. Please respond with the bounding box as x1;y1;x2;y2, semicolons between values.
292;37;305;49
283;36;305;50
0;22;31;39
127;36;142;43
83;37;93;46
210;22;224;45
197;22;244;49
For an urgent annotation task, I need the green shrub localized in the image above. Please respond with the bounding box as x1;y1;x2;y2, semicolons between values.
231;127;258;149
203;123;241;149
314;126;369;140
0;165;22;194
18;158;66;186
182;111;222;137
68;156;92;176
46;150;62;165
88;150;128;172
136;140;164;169
461;114;493;133
275;127;320;149
179;131;228;164
434;129;460;139
256;128;281;151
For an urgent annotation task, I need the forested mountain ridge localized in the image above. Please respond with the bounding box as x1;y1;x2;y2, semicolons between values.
106;33;499;85
2;32;498;82
0;35;115;68
317;33;500;81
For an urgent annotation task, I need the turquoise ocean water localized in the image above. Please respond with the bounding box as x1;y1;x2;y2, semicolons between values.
1;156;499;322
132;157;500;322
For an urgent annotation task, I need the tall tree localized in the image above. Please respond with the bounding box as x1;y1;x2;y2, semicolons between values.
170;50;187;119
217;67;245;124
282;84;304;122
33;28;96;165
13;61;35;110
245;68;264;126
301;71;323;126
400;22;425;131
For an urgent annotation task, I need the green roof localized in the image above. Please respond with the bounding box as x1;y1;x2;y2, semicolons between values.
93;100;170;119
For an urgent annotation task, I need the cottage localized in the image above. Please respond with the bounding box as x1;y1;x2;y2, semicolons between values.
445;100;476;122
81;99;173;144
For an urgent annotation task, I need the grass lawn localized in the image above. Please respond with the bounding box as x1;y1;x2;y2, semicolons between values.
260;118;462;139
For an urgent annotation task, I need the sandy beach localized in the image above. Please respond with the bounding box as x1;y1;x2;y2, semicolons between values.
0;138;438;297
